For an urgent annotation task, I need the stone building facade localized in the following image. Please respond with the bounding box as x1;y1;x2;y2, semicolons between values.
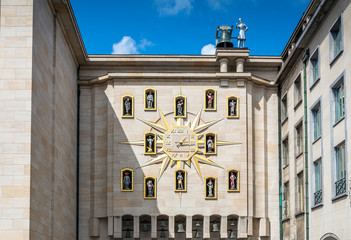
0;0;350;240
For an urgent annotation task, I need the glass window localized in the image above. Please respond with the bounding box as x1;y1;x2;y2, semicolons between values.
297;172;304;212
294;75;302;106
282;138;289;167
281;95;288;121
333;81;345;122
295;123;303;156
330;16;343;62
335;143;346;196
335;144;346;180
283;182;289;218
310;49;320;84
312;105;321;141
314;160;322;191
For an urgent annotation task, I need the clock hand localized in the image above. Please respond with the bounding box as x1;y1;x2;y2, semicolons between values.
179;136;188;145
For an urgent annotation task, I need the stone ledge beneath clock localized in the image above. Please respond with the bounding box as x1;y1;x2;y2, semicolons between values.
78;72;274;87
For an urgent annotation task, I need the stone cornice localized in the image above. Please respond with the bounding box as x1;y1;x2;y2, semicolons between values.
78;72;275;87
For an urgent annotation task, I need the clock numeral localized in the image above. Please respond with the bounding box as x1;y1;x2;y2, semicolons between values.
166;135;170;138
189;141;195;145
166;148;172;151
179;154;183;158
172;153;177;157
186;153;189;157
166;141;171;145
178;129;184;133
171;129;176;133
190;148;195;152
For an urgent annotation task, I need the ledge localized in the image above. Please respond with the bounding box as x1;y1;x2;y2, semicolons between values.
294;100;302;111
312;136;321;145
78;72;274;87
295;211;305;218
329;49;343;67
332;192;348;202
311;203;323;210
309;77;320;91
333;117;345;128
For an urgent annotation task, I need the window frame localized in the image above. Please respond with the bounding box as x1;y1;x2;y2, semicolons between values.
329;15;343;65
309;47;320;88
311;103;321;142
281;92;288;123
296;172;304;213
295;121;303;157
282;136;289;167
330;73;345;125
294;74;302;108
283;181;290;218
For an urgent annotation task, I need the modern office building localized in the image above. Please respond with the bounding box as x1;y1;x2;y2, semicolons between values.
0;0;349;240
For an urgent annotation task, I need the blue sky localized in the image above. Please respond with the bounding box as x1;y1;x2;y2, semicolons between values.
70;0;310;56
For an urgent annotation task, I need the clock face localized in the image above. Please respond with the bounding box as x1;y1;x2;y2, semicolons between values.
163;126;198;161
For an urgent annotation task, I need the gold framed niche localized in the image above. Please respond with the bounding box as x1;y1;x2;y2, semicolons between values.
174;169;187;192
121;168;133;192
121;95;134;118
227;169;240;192
227;95;239;119
204;132;217;155
144;176;157;199
144;132;156;155
204;88;216;111
205;176;217;199
144;88;157;111
174;95;187;118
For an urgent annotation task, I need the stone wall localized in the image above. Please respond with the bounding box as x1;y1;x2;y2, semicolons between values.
0;0;33;239
78;72;279;239
30;0;78;239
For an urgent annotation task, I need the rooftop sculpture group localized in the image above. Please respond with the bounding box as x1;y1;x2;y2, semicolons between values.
216;18;248;48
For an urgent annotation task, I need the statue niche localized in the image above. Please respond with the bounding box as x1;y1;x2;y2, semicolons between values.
205;177;217;199
174;95;187;118
205;132;216;155
227;96;239;118
228;169;239;192
144;176;156;199
121;168;133;192
144;88;156;111
204;88;216;111
122;95;134;118
175;169;187;192
144;132;156;154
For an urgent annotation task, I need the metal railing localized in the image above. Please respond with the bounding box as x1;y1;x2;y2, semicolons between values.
335;177;346;196
314;189;322;205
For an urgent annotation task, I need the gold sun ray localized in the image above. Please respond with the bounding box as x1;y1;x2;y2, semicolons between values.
192;157;204;182
120;140;144;146
139;154;168;168
122;105;239;183
158;157;171;181
191;108;202;131
193;118;224;133
159;107;170;130
193;154;223;168
217;141;241;146
137;118;167;133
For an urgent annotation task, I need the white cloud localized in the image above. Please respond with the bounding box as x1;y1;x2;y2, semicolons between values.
207;0;232;10
156;0;193;16
138;38;153;50
112;36;152;54
201;44;216;55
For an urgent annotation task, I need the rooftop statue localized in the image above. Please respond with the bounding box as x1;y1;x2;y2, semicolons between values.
216;18;248;48
216;24;234;48
236;18;248;48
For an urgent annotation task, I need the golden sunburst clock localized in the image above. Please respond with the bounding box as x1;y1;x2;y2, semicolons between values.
121;105;239;183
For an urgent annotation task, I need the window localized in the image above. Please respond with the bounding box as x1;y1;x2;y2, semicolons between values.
329;16;343;62
333;81;345;122
297;172;304;213
283;182;290;218
295;123;303;156
335;143;346;196
314;160;322;205
312;105;321;141
294;75;302;106
281;94;288;122
310;49;320;85
282;138;289;167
